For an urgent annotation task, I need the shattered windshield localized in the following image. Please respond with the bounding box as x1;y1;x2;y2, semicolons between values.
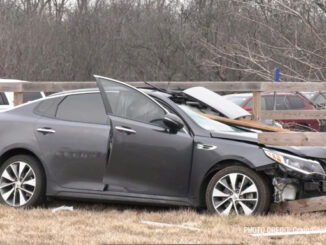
179;104;244;132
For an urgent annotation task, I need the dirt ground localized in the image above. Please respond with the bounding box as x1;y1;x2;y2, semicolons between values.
0;200;326;245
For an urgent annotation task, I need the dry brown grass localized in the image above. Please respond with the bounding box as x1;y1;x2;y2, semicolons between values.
0;200;326;245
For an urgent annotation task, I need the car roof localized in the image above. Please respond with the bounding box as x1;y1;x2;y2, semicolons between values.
50;87;172;98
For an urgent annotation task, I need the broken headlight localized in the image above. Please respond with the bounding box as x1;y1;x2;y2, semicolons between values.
263;148;326;178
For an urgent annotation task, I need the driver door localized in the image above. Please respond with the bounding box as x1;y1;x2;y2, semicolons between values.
96;76;193;197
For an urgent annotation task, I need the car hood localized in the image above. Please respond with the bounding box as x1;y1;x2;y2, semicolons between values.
183;87;251;120
210;131;326;159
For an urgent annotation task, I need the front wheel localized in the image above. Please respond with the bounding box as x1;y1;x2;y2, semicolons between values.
205;166;271;215
0;155;45;208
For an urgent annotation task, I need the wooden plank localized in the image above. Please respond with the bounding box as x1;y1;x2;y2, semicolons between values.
252;91;261;121
0;83;22;92
1;81;326;92
258;132;326;146
199;113;290;132
14;92;23;106
21;81;97;92
261;110;326;120
270;196;326;214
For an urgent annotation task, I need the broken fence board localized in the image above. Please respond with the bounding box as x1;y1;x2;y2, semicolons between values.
261;110;326;120
270;196;326;214
258;132;326;146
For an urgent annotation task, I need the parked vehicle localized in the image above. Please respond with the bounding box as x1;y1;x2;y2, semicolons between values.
0;76;326;215
224;92;320;131
0;79;45;111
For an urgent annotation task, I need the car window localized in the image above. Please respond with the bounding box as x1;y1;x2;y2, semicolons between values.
246;97;267;110
0;92;8;105
286;95;305;109
314;93;326;105
97;78;166;125
56;93;107;124
264;95;288;110
23;92;43;103
34;97;63;117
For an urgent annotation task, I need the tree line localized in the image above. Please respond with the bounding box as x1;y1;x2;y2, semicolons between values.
1;0;326;82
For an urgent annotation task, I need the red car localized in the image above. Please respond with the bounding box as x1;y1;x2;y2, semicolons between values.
223;93;320;131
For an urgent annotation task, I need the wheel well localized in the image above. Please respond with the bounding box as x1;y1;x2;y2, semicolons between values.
0;148;46;181
199;160;271;207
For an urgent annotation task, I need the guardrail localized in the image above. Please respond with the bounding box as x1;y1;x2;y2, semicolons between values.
2;80;326;146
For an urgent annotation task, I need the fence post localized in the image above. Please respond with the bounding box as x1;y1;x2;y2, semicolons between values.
14;92;23;106
252;91;261;121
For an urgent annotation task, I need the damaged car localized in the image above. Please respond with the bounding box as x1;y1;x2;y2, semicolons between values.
0;76;325;215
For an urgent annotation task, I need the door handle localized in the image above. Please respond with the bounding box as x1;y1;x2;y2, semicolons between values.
115;126;136;134
37;128;56;134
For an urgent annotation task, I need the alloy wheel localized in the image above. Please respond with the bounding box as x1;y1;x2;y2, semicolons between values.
211;173;259;215
0;161;36;207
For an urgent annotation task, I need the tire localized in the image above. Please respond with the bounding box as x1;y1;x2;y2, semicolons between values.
0;155;45;208
205;165;271;215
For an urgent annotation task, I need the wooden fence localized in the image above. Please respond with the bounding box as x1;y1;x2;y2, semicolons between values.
2;80;326;146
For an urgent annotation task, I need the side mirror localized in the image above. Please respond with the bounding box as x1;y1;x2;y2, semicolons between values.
163;113;184;133
244;106;252;111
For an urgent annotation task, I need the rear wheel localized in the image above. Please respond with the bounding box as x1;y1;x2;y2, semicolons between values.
0;155;45;208
205;166;271;215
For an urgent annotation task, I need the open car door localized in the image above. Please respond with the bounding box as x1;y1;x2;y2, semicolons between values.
95;76;193;198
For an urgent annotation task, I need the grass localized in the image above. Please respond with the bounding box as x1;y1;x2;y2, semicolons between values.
0;200;326;244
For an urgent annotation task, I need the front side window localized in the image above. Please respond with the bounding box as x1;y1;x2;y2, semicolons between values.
97;78;166;125
56;93;107;124
265;95;288;110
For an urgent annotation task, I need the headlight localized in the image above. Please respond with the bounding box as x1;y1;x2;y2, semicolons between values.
263;148;326;177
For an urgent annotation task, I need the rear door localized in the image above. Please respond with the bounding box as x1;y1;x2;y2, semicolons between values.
35;93;110;191
96;76;193;197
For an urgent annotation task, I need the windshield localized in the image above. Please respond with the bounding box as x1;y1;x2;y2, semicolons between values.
179;104;243;132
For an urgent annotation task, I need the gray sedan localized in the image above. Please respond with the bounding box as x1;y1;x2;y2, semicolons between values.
0;76;325;215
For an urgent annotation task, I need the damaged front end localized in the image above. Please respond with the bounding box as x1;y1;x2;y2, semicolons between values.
263;148;326;203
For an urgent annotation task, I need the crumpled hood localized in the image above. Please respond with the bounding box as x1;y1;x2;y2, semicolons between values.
210;131;326;159
183;87;250;119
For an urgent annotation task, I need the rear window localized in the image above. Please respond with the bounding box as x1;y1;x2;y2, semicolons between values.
23;92;43;103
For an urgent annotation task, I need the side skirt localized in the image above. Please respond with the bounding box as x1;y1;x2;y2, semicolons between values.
48;190;194;207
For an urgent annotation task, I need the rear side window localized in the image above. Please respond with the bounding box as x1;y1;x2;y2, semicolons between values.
34;97;63;117
0;92;9;105
287;96;305;109
56;93;107;124
23;92;42;103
